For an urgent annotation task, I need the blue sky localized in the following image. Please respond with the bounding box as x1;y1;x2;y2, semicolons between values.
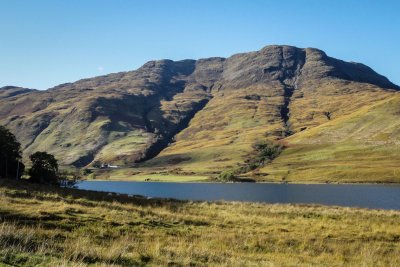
1;0;399;89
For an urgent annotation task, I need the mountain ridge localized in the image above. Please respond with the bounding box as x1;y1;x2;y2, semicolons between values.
4;45;398;93
1;45;399;182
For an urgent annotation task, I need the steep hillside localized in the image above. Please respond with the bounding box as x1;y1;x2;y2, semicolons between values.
143;46;399;177
0;60;218;166
0;45;399;182
258;93;400;183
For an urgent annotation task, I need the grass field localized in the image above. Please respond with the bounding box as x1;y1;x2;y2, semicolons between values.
90;168;210;182
0;179;400;266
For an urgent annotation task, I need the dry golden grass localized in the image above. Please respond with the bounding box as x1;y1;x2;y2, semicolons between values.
0;180;399;266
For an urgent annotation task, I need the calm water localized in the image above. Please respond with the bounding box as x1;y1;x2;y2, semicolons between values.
75;181;400;210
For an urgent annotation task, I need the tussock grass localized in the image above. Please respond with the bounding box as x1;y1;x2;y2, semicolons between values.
1;180;400;266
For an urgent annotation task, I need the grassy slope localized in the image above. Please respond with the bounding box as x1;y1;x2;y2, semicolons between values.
259;93;400;183
0;61;211;167
142;85;286;173
1;180;400;266
289;80;394;132
103;81;397;183
96;84;286;181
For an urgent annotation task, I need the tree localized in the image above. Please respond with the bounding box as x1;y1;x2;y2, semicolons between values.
0;125;25;179
92;160;102;168
217;170;237;182
253;141;283;165
28;152;59;184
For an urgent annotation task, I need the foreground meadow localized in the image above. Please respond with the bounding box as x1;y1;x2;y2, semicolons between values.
0;180;399;266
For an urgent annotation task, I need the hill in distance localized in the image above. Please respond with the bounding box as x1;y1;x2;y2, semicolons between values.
1;45;399;183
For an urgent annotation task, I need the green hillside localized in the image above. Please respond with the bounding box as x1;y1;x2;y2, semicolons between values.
258;94;400;183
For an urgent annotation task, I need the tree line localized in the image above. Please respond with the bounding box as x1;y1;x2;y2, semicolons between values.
0;125;61;185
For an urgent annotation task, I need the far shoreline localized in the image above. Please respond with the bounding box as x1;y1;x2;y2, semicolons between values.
79;177;400;186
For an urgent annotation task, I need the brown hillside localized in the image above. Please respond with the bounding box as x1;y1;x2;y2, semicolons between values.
0;45;398;181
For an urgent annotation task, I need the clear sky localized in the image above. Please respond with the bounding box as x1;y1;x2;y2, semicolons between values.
1;0;399;90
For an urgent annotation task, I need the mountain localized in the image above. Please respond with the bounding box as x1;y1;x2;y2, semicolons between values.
1;45;399;182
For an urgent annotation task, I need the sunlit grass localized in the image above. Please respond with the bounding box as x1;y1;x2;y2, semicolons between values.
1;180;400;266
94;170;210;182
258;94;400;183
